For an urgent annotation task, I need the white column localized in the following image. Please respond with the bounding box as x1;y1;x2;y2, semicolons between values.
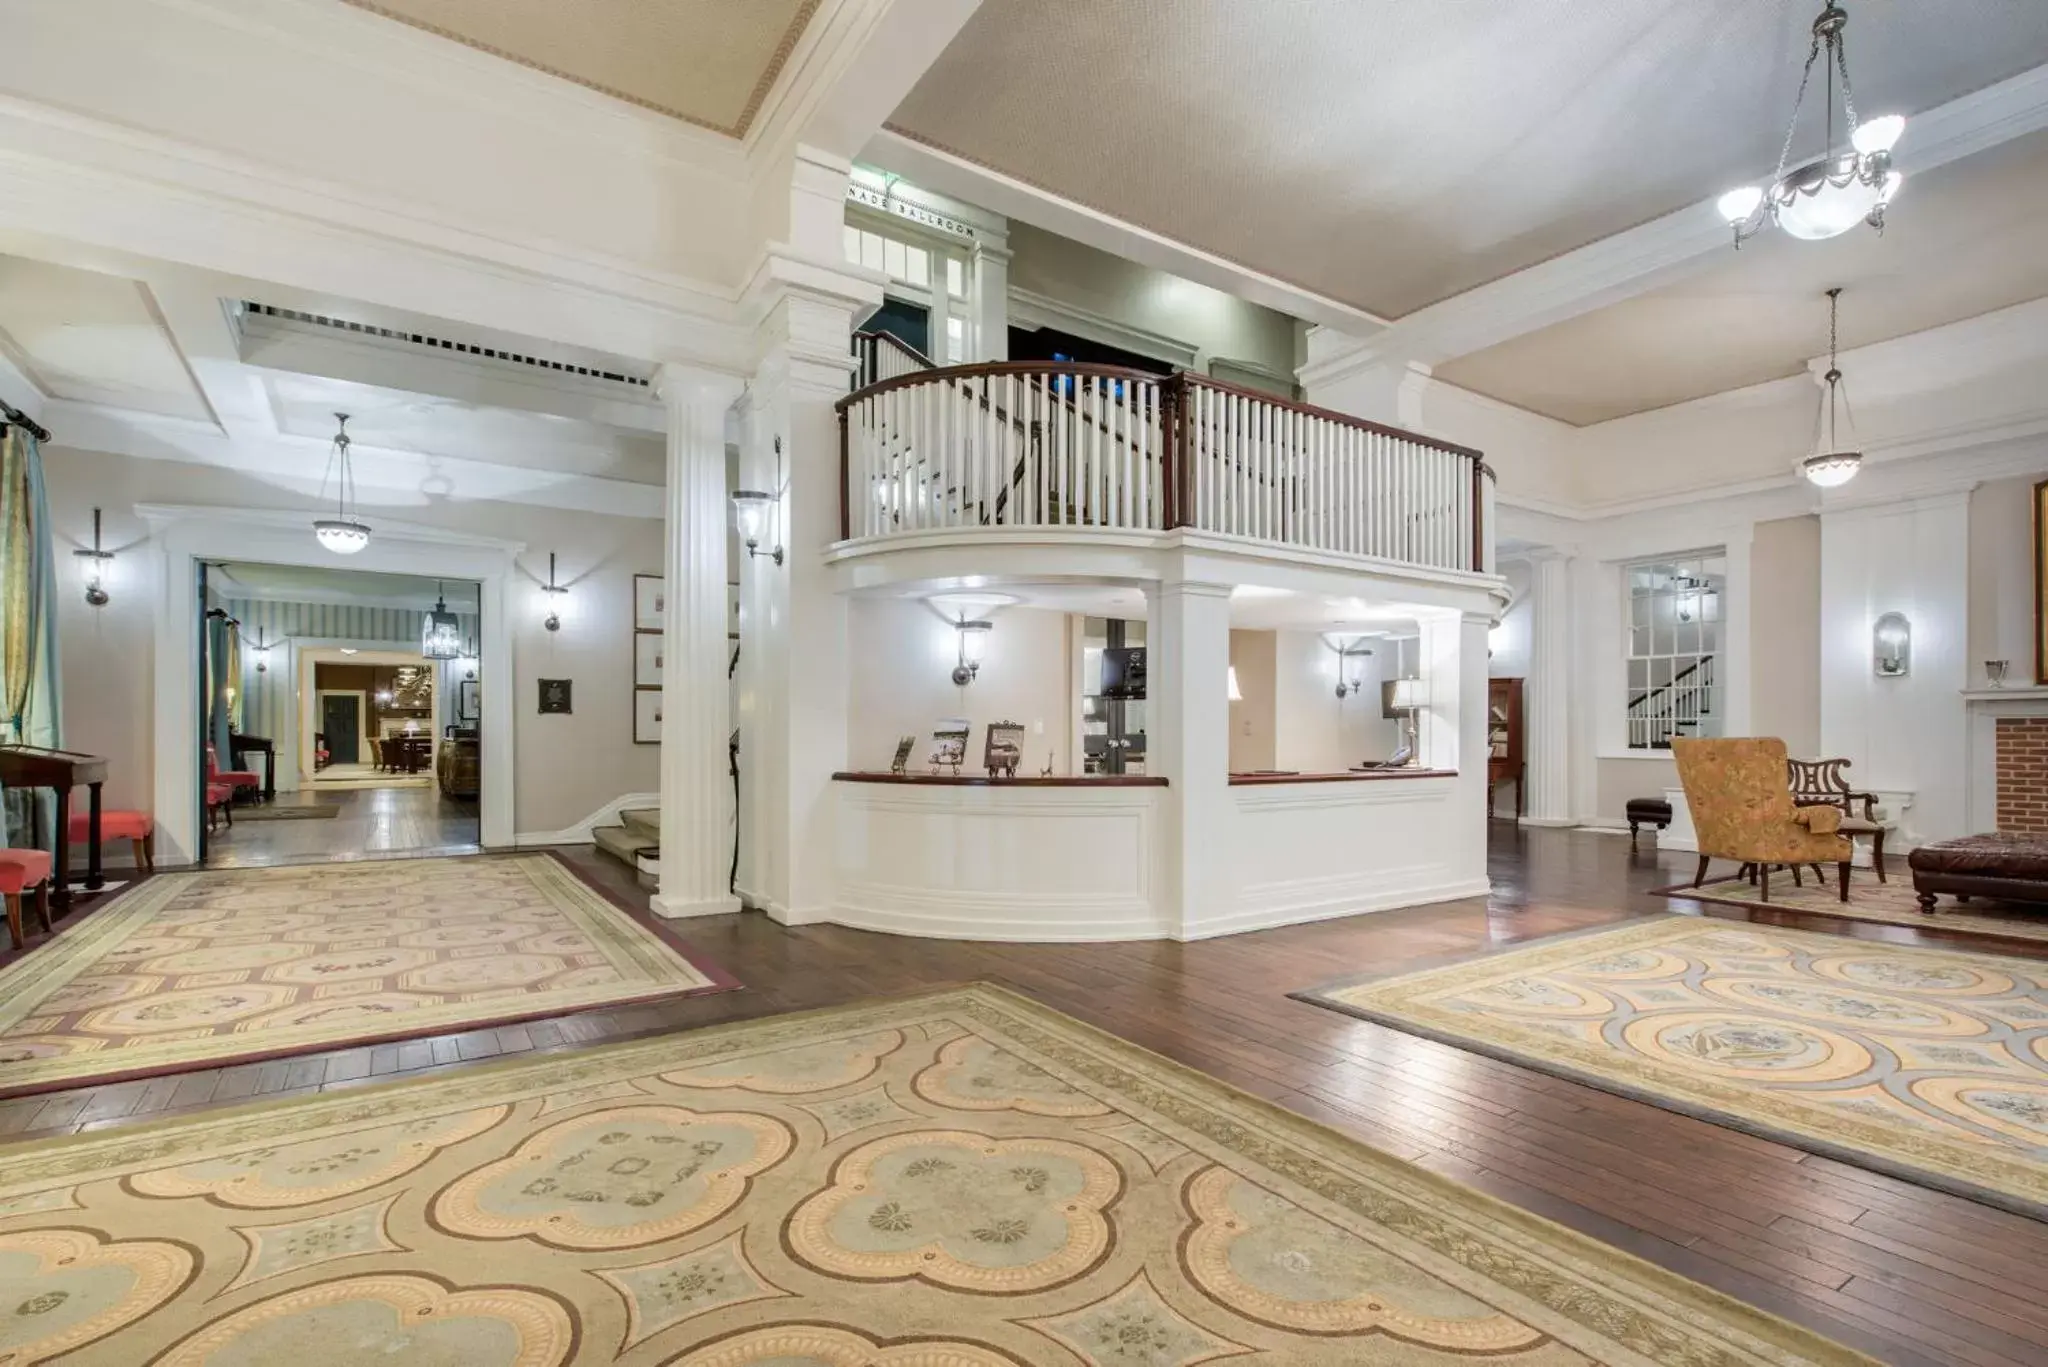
652;364;744;919
1146;578;1233;939
971;239;1010;362
1524;549;1574;825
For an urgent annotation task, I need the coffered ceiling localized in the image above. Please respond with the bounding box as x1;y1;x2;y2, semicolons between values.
888;0;2048;322
0;257;211;422
342;0;818;136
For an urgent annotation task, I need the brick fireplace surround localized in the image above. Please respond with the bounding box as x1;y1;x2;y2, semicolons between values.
1998;716;2048;835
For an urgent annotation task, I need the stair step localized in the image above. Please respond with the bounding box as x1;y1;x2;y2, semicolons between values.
619;808;660;839
593;824;657;868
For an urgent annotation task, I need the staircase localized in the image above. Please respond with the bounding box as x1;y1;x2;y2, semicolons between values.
1627;655;1714;750
593;807;659;875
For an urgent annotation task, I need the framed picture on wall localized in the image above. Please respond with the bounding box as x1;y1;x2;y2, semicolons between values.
538;678;572;715
633;687;662;744
2035;479;2048;684
634;633;664;688
457;678;480;722
633;573;666;632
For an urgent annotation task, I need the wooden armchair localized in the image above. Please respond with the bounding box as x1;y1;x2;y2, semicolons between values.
1787;756;1889;882
1673;737;1852;903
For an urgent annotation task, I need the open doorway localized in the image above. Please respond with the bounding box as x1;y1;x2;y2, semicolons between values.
200;561;483;868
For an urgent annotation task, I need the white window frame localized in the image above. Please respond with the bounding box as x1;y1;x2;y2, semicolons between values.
1622;553;1726;751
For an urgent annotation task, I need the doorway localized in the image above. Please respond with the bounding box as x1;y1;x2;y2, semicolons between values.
319;693;362;765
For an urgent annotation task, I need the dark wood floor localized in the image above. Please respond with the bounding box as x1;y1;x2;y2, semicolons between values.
6;826;2045;1366
204;784;480;868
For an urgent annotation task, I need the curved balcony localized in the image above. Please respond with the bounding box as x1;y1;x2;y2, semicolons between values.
836;343;1493;577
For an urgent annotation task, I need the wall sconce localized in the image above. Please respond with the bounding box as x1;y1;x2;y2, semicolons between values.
74;507;114;606
951;618;992;685
458;638;479;680
1874;612;1911;677
1227;666;1243;702
731;436;786;565
1325;633;1374;699
248;625;273;673
541;553;568;632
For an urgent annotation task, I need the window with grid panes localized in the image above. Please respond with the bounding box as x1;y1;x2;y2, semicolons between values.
1623;555;1725;750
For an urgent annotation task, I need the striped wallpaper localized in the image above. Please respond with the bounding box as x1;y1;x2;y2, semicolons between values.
227;598;479;757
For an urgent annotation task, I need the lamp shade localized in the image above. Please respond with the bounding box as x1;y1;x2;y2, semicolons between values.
731;489;775;549
956;619;992;666
1390;677;1429;710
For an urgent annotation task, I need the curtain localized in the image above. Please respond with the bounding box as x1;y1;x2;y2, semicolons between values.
207;613;233;768
0;424;62;849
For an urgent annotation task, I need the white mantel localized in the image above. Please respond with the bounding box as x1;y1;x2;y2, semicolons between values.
1963;687;2048;834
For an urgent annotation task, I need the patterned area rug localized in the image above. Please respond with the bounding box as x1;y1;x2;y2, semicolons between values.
0;986;1864;1365
1657;873;2048;943
1297;918;2048;1220
0;854;734;1099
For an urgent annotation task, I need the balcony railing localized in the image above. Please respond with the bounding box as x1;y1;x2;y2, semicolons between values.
836;347;1491;574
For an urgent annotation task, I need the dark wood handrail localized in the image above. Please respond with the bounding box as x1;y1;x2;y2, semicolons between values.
1628;655;1714;712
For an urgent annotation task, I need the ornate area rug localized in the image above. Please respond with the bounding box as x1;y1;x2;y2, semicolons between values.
0;854;734;1099
0;986;1863;1365
1297;918;2048;1219
1656;873;2048;943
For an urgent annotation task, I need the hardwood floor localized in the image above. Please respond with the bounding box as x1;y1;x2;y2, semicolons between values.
203;784;480;868
8;825;2045;1366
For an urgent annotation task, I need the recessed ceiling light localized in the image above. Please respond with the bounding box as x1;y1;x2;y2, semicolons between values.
339;648;358;655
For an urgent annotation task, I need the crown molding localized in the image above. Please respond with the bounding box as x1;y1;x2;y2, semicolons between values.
134;502;525;552
1007;286;1199;369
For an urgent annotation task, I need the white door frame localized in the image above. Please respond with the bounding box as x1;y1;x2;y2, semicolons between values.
141;504;520;865
313;688;371;767
297;646;441;784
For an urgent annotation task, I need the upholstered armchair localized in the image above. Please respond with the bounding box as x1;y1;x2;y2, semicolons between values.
1672;737;1852;903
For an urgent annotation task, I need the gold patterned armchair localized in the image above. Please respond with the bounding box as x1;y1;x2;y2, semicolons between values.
1672;737;1851;903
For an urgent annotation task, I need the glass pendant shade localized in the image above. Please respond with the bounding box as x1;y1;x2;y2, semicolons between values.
1717;186;1764;224
1851;114;1906;155
731;490;774;550
314;413;370;554
1777;168;1883;241
957;619;992;667
1801;452;1862;487
314;519;370;554
1802;287;1862;488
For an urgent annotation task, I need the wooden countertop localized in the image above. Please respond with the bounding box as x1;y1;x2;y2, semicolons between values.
833;772;1168;788
1228;768;1457;785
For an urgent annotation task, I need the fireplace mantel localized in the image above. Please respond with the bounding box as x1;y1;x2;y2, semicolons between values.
1963;688;2048;834
1962;686;2048;702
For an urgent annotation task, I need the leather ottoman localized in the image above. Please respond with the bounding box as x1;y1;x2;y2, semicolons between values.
1625;798;1672;850
1908;834;2048;915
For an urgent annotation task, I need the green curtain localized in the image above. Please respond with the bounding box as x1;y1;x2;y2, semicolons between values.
0;423;62;849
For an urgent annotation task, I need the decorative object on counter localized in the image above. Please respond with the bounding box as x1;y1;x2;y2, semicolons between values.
421;582;462;659
888;735;915;775
1873;611;1910;677
74;506;114;606
929;720;969;775
632;687;661;744
537;678;572;714
950;616;991;686
1041;751;1054;777
311;412;370;553
1986;659;2009;688
633;572;666;630
540;551;568;631
731;435;786;565
1390;676;1430;765
984;720;1024;778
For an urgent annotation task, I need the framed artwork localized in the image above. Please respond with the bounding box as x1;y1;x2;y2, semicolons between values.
457;678;480;722
538;678;573;714
984;720;1025;778
634;573;666;632
633;687;662;744
634;633;664;688
2033;478;2048;684
889;735;915;775
929;719;970;775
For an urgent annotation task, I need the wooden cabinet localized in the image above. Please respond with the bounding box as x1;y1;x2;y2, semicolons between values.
1487;677;1525;820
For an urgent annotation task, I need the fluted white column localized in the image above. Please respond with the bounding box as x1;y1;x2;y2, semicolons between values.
1525;549;1574;825
652;364;744;918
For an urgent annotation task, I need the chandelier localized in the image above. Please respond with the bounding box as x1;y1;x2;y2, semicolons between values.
313;412;371;554
1802;287;1862;488
1718;3;1903;246
421;582;462;660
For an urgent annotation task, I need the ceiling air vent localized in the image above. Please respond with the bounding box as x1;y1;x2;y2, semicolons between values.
240;302;651;388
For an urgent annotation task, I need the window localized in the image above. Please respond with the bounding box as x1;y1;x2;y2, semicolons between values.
1624;555;1724;750
843;227;935;291
946;257;968;299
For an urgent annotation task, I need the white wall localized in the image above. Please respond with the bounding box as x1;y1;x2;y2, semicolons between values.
845;599;1073;775
1268;630;1400;772
1969;470;2048;684
41;443;659;839
1226;630;1276;772
1750;515;1822;757
1489;560;1532;678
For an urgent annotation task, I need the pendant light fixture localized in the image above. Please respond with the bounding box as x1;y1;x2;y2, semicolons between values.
313;412;371;554
1802;287;1862;488
1718;3;1903;247
421;581;462;660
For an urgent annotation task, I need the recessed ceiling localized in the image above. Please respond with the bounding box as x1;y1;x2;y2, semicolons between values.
0;257;209;421
1436;128;2048;425
213;561;476;610
888;0;2048;319
343;0;818;136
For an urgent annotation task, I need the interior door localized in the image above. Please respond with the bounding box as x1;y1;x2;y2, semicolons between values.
321;696;361;764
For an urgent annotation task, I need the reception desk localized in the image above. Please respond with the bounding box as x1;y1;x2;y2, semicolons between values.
832;773;1169;942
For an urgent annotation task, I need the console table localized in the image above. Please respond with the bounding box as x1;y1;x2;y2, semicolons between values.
229;732;276;802
0;745;107;911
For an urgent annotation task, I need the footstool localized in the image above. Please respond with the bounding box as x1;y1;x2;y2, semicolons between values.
1908;834;2048;915
67;809;154;874
1625;798;1672;850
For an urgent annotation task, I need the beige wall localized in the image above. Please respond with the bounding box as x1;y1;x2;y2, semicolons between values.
1227;630;1277;771
40;443;661;837
1969;473;2047;683
1750;514;1822;757
846;599;1073;775
1597;756;1677;821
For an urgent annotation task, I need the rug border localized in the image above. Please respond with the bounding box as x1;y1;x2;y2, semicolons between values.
0;980;1878;1366
1653;874;2048;950
1291;915;2048;1224
0;850;740;1104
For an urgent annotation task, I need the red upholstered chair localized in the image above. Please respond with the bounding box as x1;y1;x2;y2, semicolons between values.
0;850;53;951
205;782;235;831
66;810;155;875
206;743;260;808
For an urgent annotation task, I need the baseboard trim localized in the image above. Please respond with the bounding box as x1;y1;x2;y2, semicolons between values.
1515;816;1578;829
515;792;659;848
1183;876;1493;941
650;892;743;919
